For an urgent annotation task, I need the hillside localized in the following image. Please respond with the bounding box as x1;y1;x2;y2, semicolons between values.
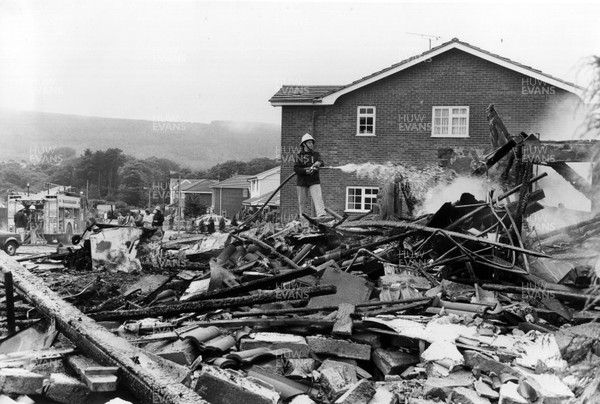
0;110;280;170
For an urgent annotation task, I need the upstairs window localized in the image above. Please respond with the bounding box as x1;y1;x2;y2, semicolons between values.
357;106;376;136
432;106;469;137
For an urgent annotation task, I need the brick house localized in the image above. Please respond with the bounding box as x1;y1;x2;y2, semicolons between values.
183;179;218;210
210;175;252;218
269;38;582;219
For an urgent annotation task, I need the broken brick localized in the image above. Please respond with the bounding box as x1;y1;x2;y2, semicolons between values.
0;369;45;395
43;373;90;404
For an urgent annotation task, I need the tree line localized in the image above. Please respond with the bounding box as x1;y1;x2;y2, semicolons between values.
1;148;278;210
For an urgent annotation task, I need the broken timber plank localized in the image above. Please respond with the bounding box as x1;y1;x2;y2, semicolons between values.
90;285;336;321
0;254;204;404
332;303;355;336
185;265;316;302
338;220;550;258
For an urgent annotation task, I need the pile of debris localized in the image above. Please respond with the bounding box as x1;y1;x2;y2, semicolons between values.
3;181;599;404
1;106;599;403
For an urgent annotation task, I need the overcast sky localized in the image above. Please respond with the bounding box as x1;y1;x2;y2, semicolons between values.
1;0;599;124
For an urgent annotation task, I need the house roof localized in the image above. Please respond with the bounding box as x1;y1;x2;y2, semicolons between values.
183;179;218;193
242;190;280;207
210;175;252;189
247;166;281;180
170;178;200;191
269;85;343;104
270;38;582;106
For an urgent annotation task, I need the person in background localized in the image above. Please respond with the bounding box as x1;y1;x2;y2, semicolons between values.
14;205;28;242
294;133;327;219
152;206;164;234
133;210;144;227
123;211;135;226
143;209;153;229
117;211;125;225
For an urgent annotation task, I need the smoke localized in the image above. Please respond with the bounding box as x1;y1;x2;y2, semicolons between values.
334;162;446;185
416;176;502;215
537;97;594;141
333;161;501;215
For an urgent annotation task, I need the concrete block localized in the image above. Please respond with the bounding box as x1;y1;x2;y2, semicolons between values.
66;355;119;392
0;369;45;395
307;336;371;360
43;373;90;404
335;379;376;404
319;364;357;400
194;365;279;404
422;370;474;399
372;348;419;376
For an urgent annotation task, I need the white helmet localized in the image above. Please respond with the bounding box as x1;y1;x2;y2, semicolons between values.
300;133;315;146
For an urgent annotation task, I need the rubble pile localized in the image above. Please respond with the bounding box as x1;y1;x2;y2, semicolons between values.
1;107;599;403
4;184;597;404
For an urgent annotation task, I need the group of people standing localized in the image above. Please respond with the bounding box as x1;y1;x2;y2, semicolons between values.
116;206;164;233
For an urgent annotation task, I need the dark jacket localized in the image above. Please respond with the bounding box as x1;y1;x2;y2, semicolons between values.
294;149;324;187
14;211;28;228
152;211;164;227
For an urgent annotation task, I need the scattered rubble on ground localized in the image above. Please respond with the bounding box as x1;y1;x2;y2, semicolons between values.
0;107;599;403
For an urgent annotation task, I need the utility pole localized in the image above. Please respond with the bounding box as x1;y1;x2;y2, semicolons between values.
178;172;182;235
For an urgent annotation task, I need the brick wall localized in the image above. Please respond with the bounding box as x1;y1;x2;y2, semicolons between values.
278;48;580;219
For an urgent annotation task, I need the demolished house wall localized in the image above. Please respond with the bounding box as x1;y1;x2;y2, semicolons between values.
279;48;581;220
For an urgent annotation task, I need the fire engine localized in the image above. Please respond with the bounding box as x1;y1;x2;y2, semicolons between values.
7;184;86;244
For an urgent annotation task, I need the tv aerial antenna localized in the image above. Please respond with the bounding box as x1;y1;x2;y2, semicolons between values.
406;32;441;50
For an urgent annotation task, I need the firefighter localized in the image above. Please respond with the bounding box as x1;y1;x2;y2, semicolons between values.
294;133;327;219
14;204;28;242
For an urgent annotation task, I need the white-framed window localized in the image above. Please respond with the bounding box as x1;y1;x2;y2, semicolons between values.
431;106;469;137
357;106;376;136
346;186;379;212
243;188;249;197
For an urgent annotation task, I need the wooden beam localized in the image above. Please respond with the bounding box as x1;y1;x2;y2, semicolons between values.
90;285;336;321
0;254;204;404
